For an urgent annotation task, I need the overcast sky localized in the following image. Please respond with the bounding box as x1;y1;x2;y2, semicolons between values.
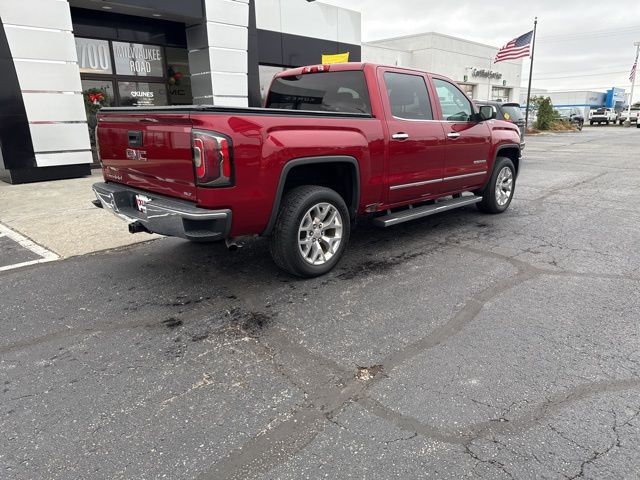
321;0;640;101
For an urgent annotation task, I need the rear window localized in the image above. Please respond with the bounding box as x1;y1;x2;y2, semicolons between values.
266;71;371;114
500;105;523;122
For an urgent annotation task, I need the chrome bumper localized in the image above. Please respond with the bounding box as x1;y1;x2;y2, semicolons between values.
92;182;231;242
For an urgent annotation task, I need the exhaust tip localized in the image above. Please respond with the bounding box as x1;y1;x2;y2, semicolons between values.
225;238;240;251
128;221;148;234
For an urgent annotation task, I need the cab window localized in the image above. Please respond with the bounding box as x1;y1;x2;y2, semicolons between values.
384;72;433;120
433;78;473;122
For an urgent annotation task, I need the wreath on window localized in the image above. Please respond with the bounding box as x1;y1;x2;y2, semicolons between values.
83;88;110;114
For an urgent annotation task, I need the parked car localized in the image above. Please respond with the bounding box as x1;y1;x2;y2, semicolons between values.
474;101;525;149
92;63;521;277
588;108;617;125
556;107;584;130
617;109;639;125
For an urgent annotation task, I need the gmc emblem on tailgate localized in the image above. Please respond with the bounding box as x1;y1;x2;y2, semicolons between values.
126;148;147;161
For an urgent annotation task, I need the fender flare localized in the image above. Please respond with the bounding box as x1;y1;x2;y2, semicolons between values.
478;143;521;192
262;155;360;236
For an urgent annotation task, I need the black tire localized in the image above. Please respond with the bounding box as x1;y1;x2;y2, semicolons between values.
476;157;516;214
590;121;594;126
605;121;609;125
270;185;350;278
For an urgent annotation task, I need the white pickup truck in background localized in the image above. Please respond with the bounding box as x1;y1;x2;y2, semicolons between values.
588;108;617;125
617;109;640;125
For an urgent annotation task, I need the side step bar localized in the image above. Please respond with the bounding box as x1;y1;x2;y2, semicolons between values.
373;196;482;227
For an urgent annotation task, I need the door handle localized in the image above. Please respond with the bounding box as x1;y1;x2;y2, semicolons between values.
392;132;409;140
447;132;461;139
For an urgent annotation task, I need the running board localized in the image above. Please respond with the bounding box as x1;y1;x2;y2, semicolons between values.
373;196;482;227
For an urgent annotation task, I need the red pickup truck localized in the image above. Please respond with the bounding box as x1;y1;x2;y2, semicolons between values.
93;62;521;277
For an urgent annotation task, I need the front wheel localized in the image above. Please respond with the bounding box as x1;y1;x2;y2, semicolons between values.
476;157;516;214
270;185;350;277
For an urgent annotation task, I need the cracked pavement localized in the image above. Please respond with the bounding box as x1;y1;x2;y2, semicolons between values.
1;127;640;479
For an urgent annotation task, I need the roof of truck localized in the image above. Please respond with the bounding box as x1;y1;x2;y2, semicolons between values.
276;62;439;78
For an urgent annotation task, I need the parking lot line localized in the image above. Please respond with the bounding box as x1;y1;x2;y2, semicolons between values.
0;223;59;272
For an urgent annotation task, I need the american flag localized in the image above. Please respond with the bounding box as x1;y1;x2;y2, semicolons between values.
495;30;534;63
630;51;638;82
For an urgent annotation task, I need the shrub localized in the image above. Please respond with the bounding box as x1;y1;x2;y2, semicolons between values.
534;97;555;130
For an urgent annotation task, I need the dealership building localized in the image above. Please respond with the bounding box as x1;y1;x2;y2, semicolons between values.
0;0;360;183
363;33;523;104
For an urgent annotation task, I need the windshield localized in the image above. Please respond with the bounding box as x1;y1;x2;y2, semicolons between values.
266;71;371;114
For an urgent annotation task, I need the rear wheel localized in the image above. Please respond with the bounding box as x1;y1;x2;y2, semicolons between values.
476;157;516;214
270;185;350;277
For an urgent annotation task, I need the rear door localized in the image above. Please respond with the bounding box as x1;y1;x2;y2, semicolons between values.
431;77;491;193
378;68;446;205
97;112;196;201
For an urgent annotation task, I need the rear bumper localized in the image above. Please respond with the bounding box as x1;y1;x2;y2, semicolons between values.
92;182;231;242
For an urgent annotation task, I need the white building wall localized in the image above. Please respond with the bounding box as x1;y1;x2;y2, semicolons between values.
255;0;360;45
187;0;250;107
364;33;523;103
362;44;411;67
0;0;91;168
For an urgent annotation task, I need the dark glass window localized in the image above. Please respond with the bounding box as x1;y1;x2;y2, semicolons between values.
266;71;371;114
384;72;433;120
117;82;168;107
434;78;473;122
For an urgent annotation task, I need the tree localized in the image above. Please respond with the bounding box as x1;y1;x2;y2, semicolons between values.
533;96;555;130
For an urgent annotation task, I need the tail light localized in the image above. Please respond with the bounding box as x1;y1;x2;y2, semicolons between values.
302;64;330;74
192;129;233;187
95;125;101;164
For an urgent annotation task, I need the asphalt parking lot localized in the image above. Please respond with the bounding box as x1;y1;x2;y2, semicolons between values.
1;126;639;479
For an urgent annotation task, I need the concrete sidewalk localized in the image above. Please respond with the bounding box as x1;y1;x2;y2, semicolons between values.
0;170;158;258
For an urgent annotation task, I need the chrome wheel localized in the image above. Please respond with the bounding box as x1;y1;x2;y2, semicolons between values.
495;166;514;207
298;202;343;265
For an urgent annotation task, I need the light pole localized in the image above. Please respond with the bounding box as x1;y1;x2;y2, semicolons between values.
625;41;640;127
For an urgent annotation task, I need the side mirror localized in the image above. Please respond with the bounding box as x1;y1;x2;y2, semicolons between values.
478;105;496;121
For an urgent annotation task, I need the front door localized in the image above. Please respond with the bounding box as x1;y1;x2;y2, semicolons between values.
380;69;446;205
432;78;492;194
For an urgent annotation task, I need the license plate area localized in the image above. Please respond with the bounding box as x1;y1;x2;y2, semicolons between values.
135;194;152;214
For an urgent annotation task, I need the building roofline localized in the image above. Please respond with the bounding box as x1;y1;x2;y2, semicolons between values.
365;31;500;51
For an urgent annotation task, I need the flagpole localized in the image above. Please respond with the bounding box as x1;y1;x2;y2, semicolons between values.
524;17;538;129
625;42;640;126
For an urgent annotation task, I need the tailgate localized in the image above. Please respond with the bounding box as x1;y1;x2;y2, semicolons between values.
97;112;196;201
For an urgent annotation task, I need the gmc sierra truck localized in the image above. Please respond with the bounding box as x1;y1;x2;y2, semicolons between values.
588;108;617;125
92;62;521;277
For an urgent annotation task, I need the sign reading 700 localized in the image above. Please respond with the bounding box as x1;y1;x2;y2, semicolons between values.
76;38;112;74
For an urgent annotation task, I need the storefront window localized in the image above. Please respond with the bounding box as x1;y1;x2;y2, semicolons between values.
112;41;164;77
81;80;116;107
166;47;192;105
458;83;475;99
118;81;168;107
492;87;511;102
81;79;115;162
